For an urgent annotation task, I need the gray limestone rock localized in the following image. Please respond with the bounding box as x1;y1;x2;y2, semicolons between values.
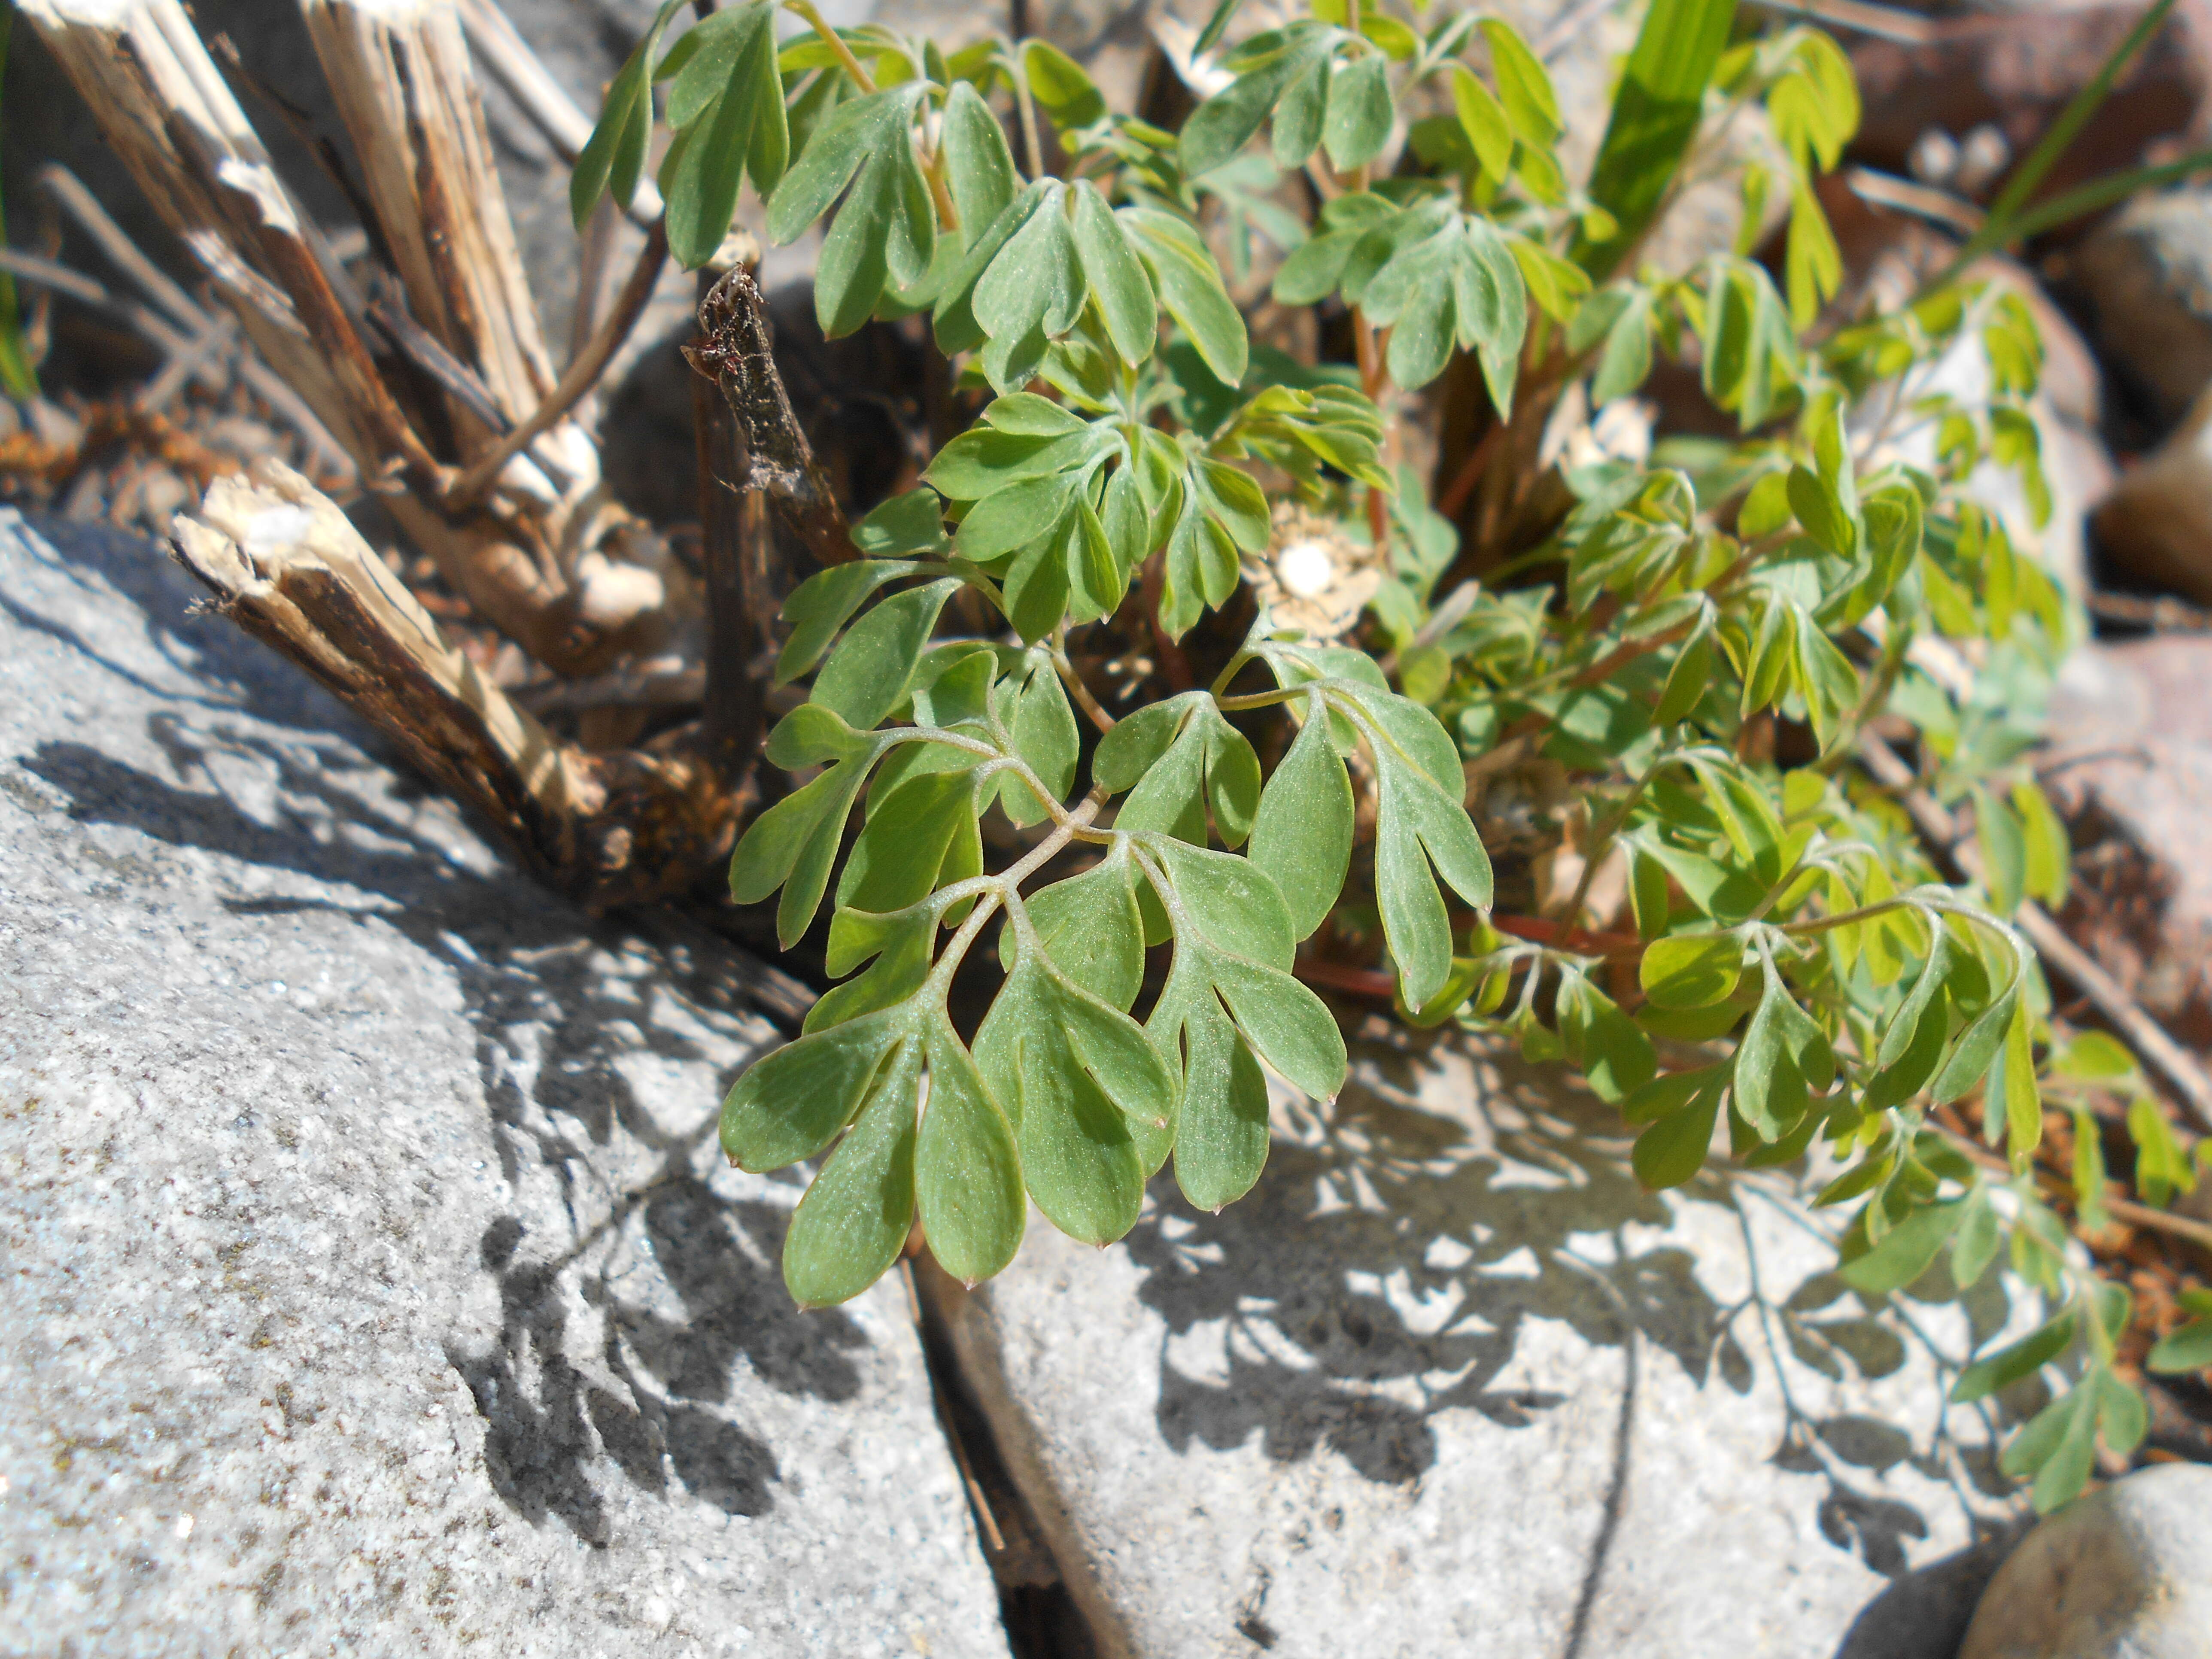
940;1042;2030;1659
0;513;1009;1659
1960;1463;2212;1659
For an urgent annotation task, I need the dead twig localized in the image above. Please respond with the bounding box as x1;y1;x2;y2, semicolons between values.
447;219;669;511
1841;167;1986;237
35;162;210;335
1742;0;1937;45
2086;590;2212;632
362;279;519;441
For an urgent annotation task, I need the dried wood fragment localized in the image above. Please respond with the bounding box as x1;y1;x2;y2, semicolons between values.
300;0;560;445
21;0;675;675
174;462;751;908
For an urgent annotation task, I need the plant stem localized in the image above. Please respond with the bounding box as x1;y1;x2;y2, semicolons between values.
1004;35;1044;180
787;0;875;91
1988;0;2176;234
1052;625;1116;732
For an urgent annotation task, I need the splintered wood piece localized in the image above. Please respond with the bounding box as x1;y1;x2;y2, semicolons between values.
175;462;752;908
22;0;679;677
18;0;412;477
299;0;566;456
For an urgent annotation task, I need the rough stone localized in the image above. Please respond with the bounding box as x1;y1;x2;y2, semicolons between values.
2090;381;2212;602
0;512;1009;1658
2043;632;2212;1046
2075;188;2212;432
943;1040;2029;1659
1959;1463;2212;1659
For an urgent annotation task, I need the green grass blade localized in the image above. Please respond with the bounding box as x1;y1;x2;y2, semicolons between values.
1985;0;2176;233
1573;0;1740;280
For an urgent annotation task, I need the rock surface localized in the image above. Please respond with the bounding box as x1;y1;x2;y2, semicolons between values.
1958;1463;2212;1659
942;1041;2028;1659
2076;188;2212;432
2090;382;2212;605
0;512;1009;1658
2044;633;2212;1046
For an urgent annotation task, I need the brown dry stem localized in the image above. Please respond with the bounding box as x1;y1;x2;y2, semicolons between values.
175;462;751;908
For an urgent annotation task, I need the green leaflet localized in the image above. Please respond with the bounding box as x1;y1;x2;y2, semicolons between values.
1153;961;1272;1208
783;1036;921;1307
1072;182;1160;365
974;911;1177;1245
1322;51;1392;171
571;0;687;227
812;579;963;730
2150;1311;2212;1375
994;653;1079;828
1699;256;1799;429
1109;695;1262;848
1732;955;1832;1141
1640;932;1743;1009
1632;1066;1728;1188
765;88;912;245
729;751;874;946
853;489;949;557
1951;1309;2078;1403
935;182;1050;356
776;561;912;684
1557;971;1656;1103
1249;690;1355;941
1024;845;1148;1012
1450;64;1513;182
974;181;1086;350
940;81;1018;234
1179;23;1339;178
1840;1195;1965;1295
1354;216;1527;401
1479;18;1562;149
1022;38;1107;130
813;139;936;336
660;1;787;268
1123;207;1250;386
1140;837;1349;1200
1340;685;1493;1008
915;1018;1025;1286
840;770;980;911
724;1008;905;1173
1274;52;1331;169
2002;1363;2144;1512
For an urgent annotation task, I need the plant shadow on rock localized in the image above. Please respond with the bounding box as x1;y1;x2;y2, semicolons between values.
7;520;870;1547
1123;1040;2023;1586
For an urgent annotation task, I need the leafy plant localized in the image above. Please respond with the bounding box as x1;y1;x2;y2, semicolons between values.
0;0;40;399
575;0;2210;1509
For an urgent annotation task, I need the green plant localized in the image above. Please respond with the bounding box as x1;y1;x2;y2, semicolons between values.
0;0;40;400
575;0;2210;1509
